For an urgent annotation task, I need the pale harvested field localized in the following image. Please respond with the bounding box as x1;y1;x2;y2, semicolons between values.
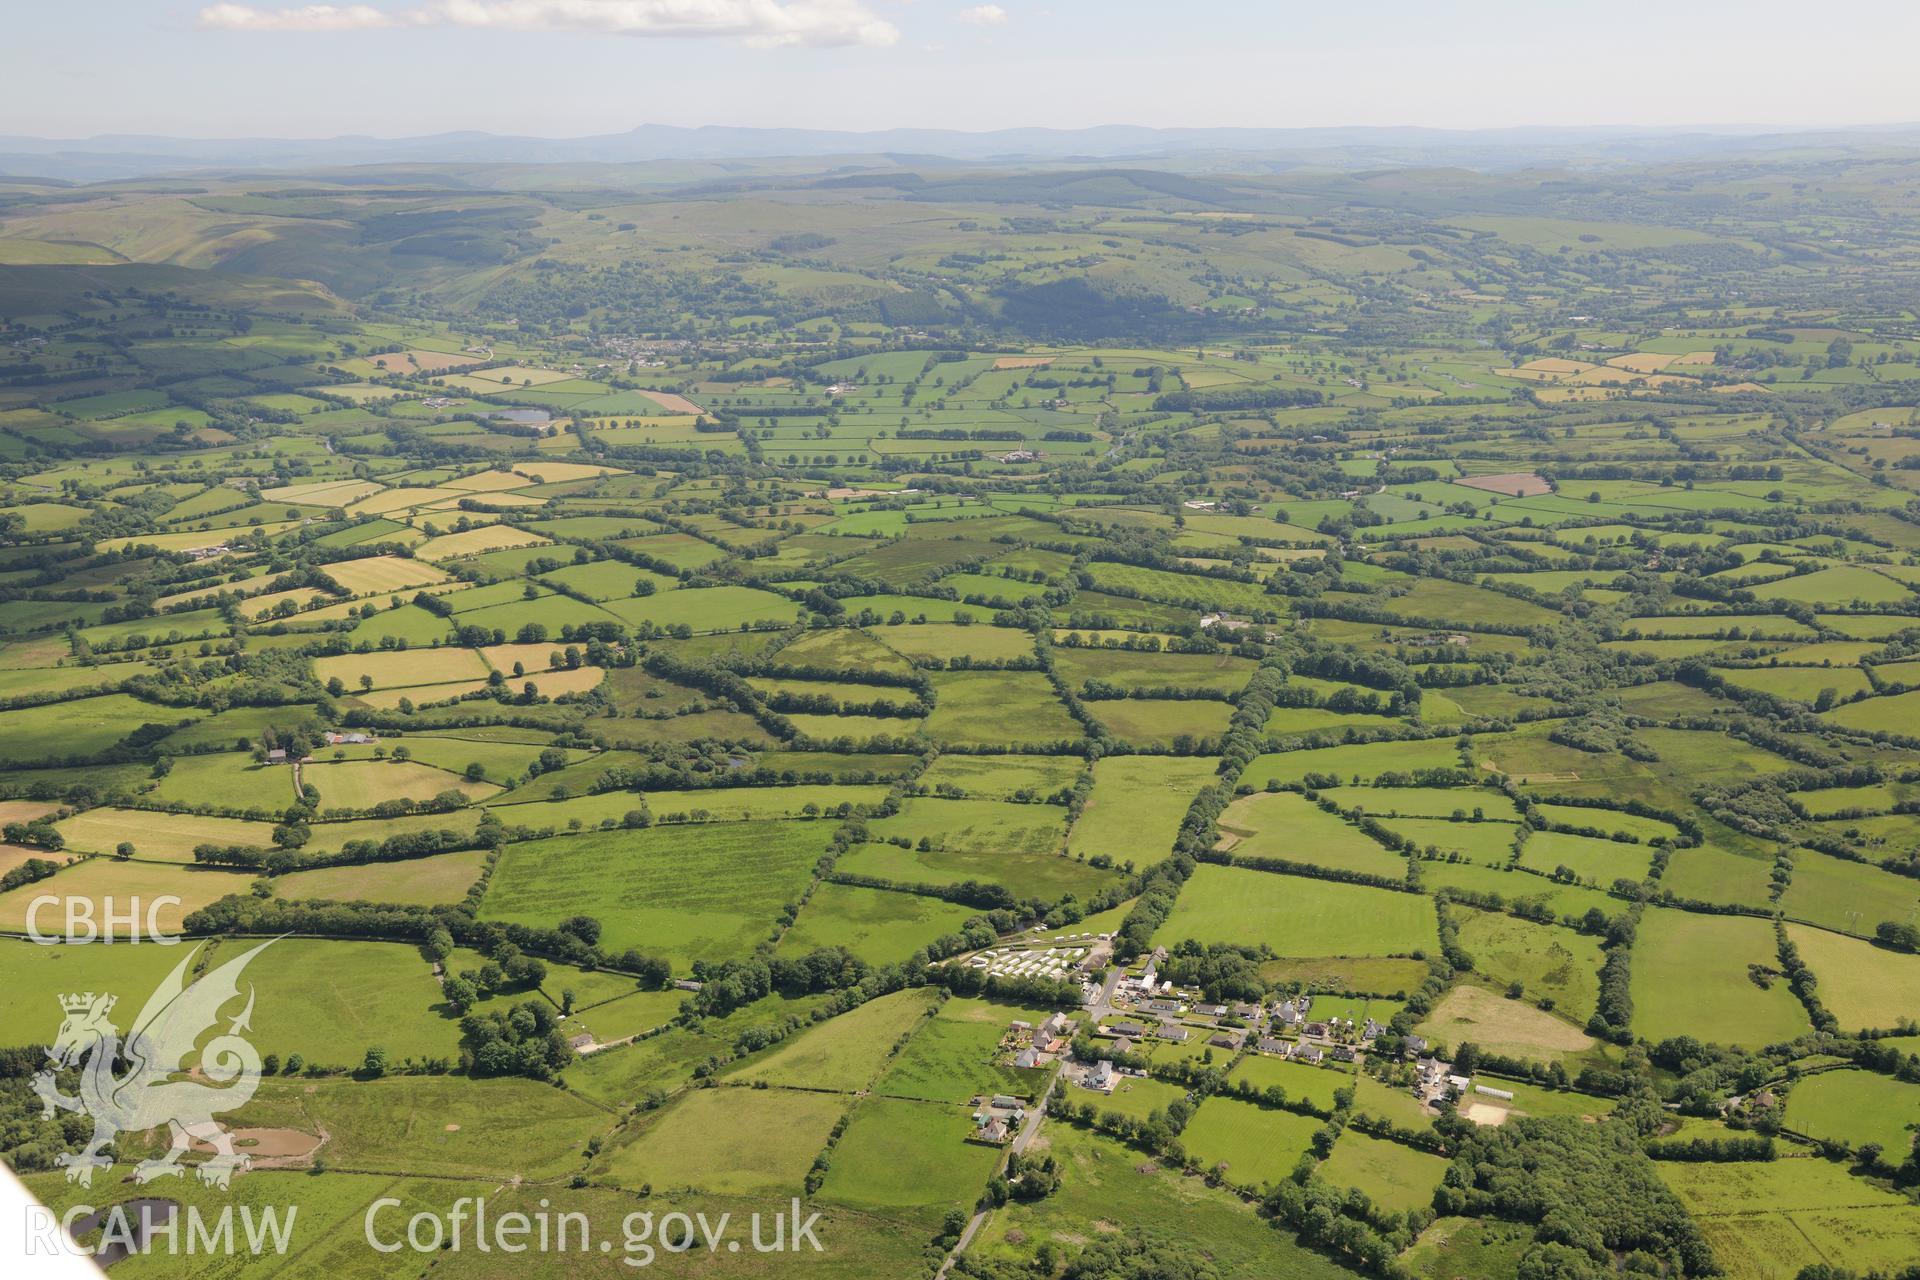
992;356;1055;369
259;479;382;507
1607;352;1677;373
1456;472;1553;497
314;648;491;691
325;555;451;597
510;462;625;484
639;391;704;415
1671;350;1718;366
415;525;551;561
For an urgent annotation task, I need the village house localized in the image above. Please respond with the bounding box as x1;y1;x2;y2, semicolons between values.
1086;1060;1114;1091
1157;1025;1190;1043
1331;1044;1357;1063
1209;1030;1243;1051
1256;1037;1289;1056
1295;1043;1324;1064
1195;1003;1228;1019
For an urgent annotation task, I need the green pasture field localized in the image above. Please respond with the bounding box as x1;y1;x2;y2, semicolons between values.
147;750;300;812
829;838;1115;901
307;759;495;811
1159;864;1439;957
0;937;197;1045
777;881;980;965
1631;909;1812;1047
1402;1218;1536;1280
872;796;1068;855
1239;737;1463;787
601;584;803;633
774;624;919;675
1342;785;1521;822
922;670;1082;746
1421;860;1622;923
1784;1069;1920;1161
1216;790;1408;879
233;938;458;1067
1229;1055;1354;1113
1178;1095;1323;1193
1378;815;1520;864
1086;1073;1190;1122
0;694;193;763
1823;688;1920;734
1780;848;1920;936
745;674;923;710
274;848;487;905
1087;696;1233;746
872;622;1037;663
1053;646;1256;693
1067;755;1221;864
969;1122;1352;1280
1529;802;1679;842
562;991;834;1107
1350;1072;1436;1131
1516;829;1655;884
817;1096;1004;1232
242;1074;608;1180
723;987;940;1091
1659;843;1778;909
1319;1130;1449;1214
1659;1156;1920;1280
915;752;1085;800
1786;923;1920;1029
596;1085;847;1195
873;996;1054;1104
1453;908;1604;1020
1716;664;1873;702
479;821;830;966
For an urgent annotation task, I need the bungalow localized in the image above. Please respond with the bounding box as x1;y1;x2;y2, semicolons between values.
1157;1026;1190;1043
1256;1037;1289;1056
1111;1037;1134;1054
1106;1022;1146;1040
1145;999;1184;1015
1195;1003;1228;1019
1209;1031;1243;1051
1295;1043;1324;1064
1303;1021;1329;1039
1013;1048;1040;1070
1232;1002;1263;1022
1331;1045;1357;1063
989;1095;1023;1111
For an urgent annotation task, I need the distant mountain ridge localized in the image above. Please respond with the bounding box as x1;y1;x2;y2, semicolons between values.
5;121;1920;182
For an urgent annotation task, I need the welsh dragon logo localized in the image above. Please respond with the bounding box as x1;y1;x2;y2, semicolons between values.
34;939;275;1189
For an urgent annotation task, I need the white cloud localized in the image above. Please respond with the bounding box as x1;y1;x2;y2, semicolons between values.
198;0;901;46
955;3;1004;23
198;3;401;29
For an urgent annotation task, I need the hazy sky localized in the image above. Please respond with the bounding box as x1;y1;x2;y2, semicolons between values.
7;0;1920;139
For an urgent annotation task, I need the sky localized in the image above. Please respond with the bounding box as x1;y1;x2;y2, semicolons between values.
6;0;1920;140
